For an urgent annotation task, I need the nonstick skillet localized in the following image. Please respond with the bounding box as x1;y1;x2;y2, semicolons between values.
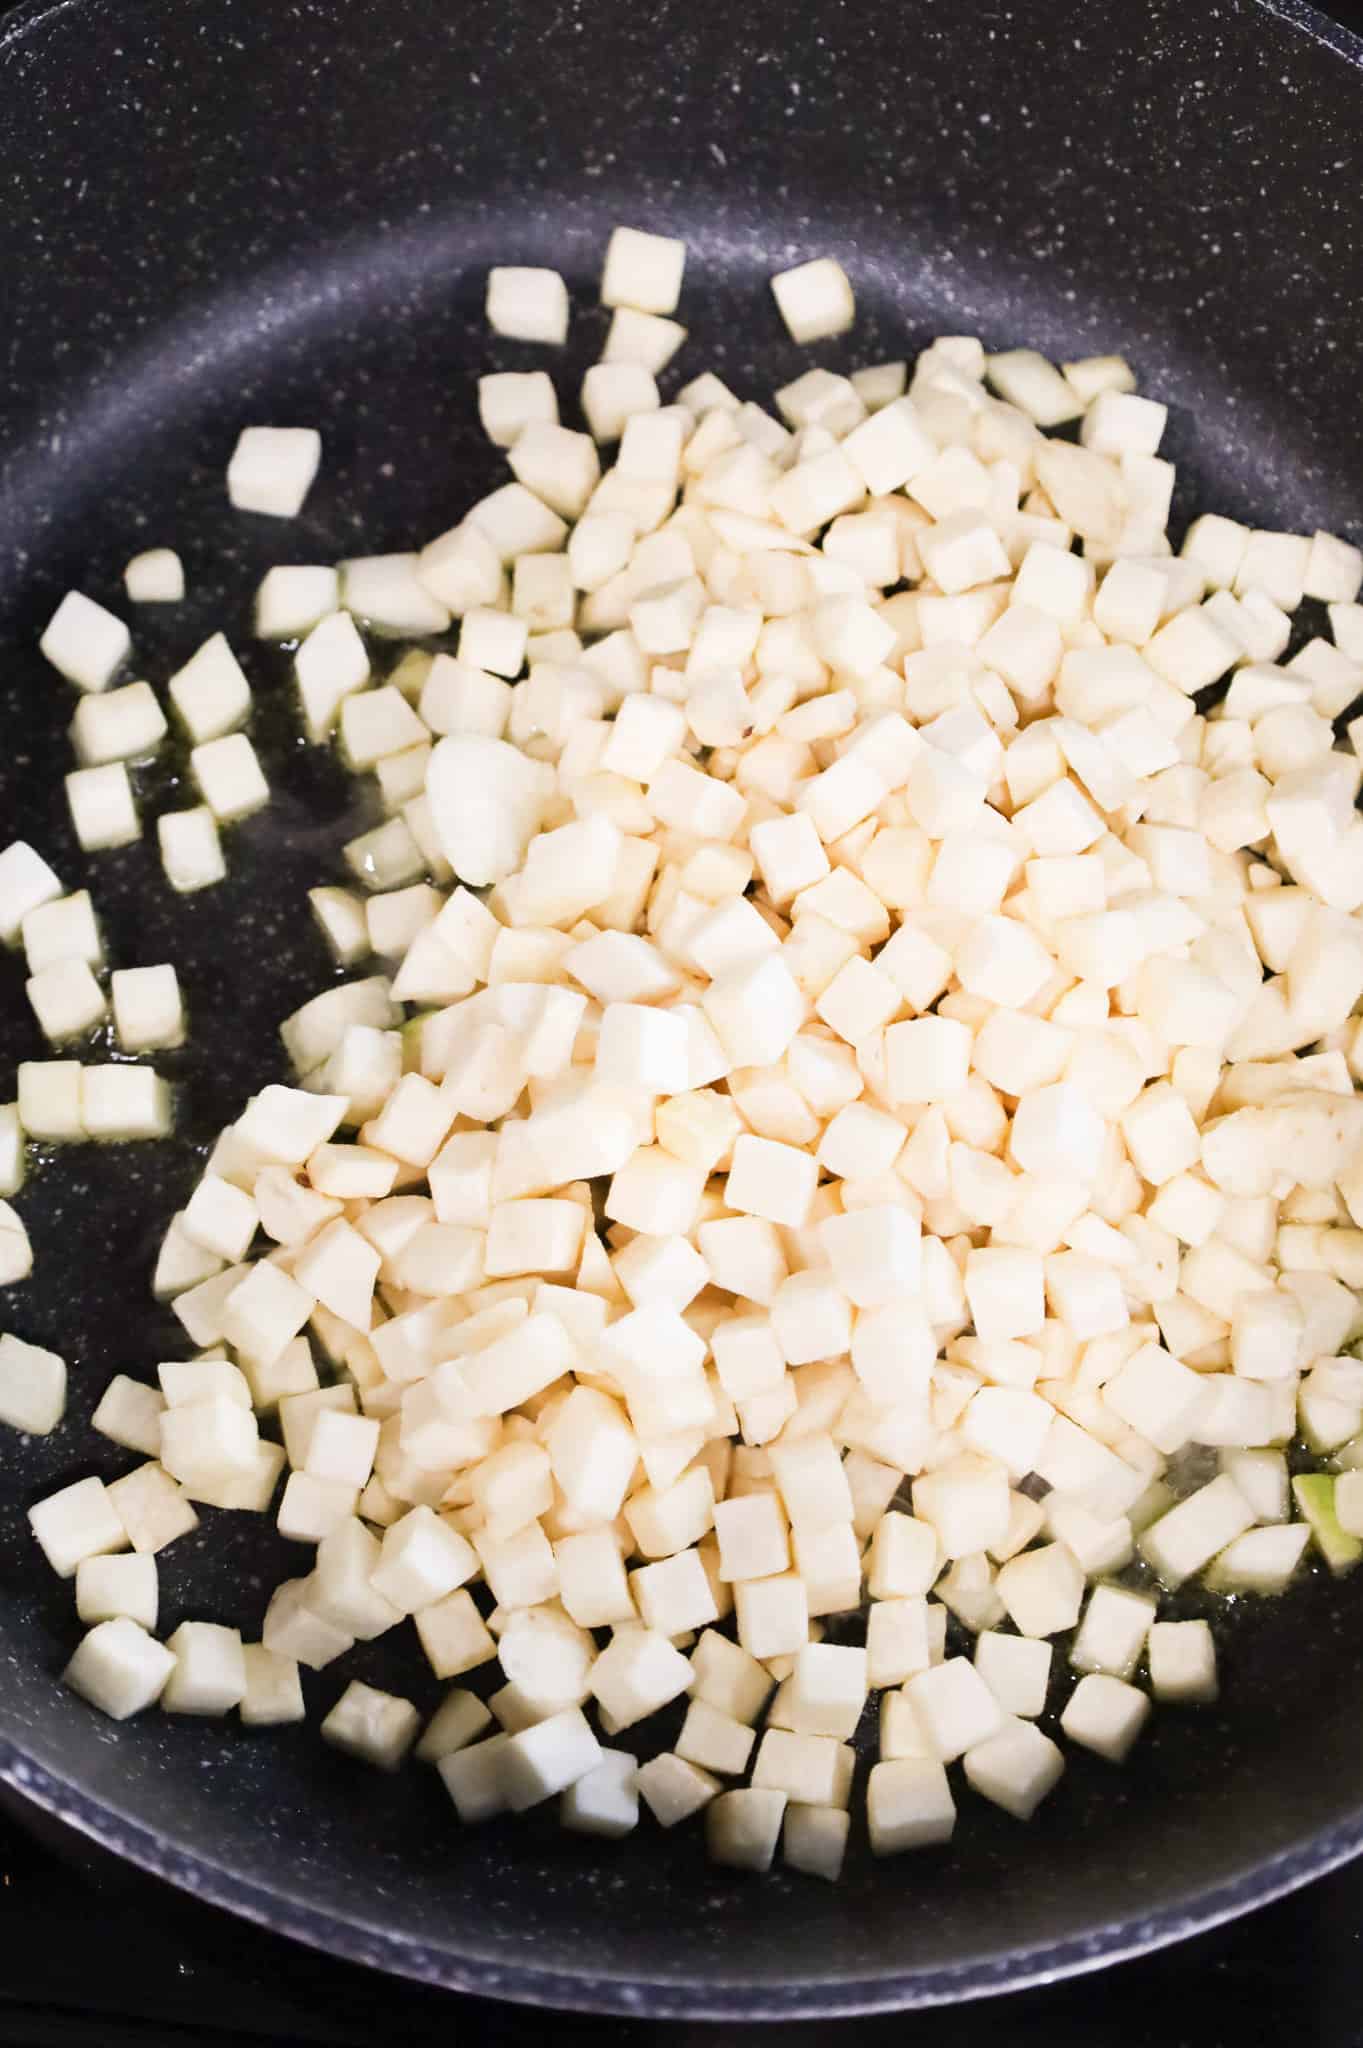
1;0;1362;2018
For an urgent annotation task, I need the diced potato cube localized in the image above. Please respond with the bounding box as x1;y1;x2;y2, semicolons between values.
321;1680;420;1769
63;1617;175;1720
866;1757;956;1854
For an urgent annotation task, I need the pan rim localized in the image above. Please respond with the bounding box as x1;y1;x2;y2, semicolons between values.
3;1728;1363;2016
2;0;1363;2017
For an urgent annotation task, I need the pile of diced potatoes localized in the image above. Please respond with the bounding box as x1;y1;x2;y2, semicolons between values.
7;222;1363;1882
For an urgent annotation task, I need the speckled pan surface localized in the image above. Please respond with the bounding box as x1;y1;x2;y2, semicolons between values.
1;0;1363;2017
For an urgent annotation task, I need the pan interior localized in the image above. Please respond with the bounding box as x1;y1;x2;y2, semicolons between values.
1;0;1363;2015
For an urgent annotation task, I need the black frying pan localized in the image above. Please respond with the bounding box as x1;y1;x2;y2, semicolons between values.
2;0;1362;2018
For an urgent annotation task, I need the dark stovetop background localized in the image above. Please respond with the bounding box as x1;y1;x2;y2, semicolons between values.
5;0;1363;2041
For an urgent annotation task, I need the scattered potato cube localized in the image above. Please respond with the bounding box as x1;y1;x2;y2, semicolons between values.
321;1680;420;1769
63;1617;175;1720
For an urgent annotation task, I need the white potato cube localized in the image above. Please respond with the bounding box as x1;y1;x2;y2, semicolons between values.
707;1786;788;1871
1230;1289;1304;1382
63;1617;175;1719
309;1519;401;1641
295;611;371;741
866;1513;939;1601
0;1104;22;1200
612;1233;709;1314
255;565;340;638
414;1590;496;1679
1060;1672;1150;1762
159;1396;260;1493
124;548;184;602
602;305;687;371
1010;1083;1105;1183
561;1749;640;1838
76;1552;158;1630
262;1575;355;1670
240;1643;306;1726
878;1686;932;1761
631;1550;719;1635
105;1464;199;1554
158;1360;250;1410
70;679;168;764
866;1757;956;1854
842;398;935;494
751;812;831;907
784;1641;868;1739
40;590;131;693
636;1752;721;1827
782;1803;849;1882
81;1066;172;1140
961;1388;1055;1481
589;1628;693;1729
601;225;686;314
964;1248;1045;1344
478;369;558;446
725;1134;819;1229
913;1456;1010;1561
1147;1618;1218;1703
771;258;855;343
885;1016;972;1104
1138;1475;1255;1587
689;1630;772;1724
276;1472;359;1543
1070;1584;1157;1680
304;1408;380;1488
676;1698;757;1777
169;634;251;743
438;1733;514;1822
1298;527;1363;603
964;1719;1065;1821
321;1680;420;1769
183;1174;257;1263
227;426;321;516
415;1688;494;1763
111;965;184;1052
713;1492;790;1582
22;890;101;976
728;1569;806;1660
27;959;106;1042
866;1595;935;1687
595;1003;690;1096
582;363;661;443
767;1435;853;1534
995;1543;1085;1638
1209;1522;1311;1593
1103;1342;1208;1454
769;1274;852;1371
0;1333;67;1436
749;1728;842;1807
222;1259;317;1365
17;1061;85;1142
1081;389;1166;457
29;1476;127;1577
486;266;569;343
160;1621;247;1715
191;733;269;821
371;1505;478;1614
0;842;62;945
67;763;139;850
974;1631;1052;1719
159;806;225;891
340;685;429;769
815;1206;919;1309
904;1658;1005;1762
